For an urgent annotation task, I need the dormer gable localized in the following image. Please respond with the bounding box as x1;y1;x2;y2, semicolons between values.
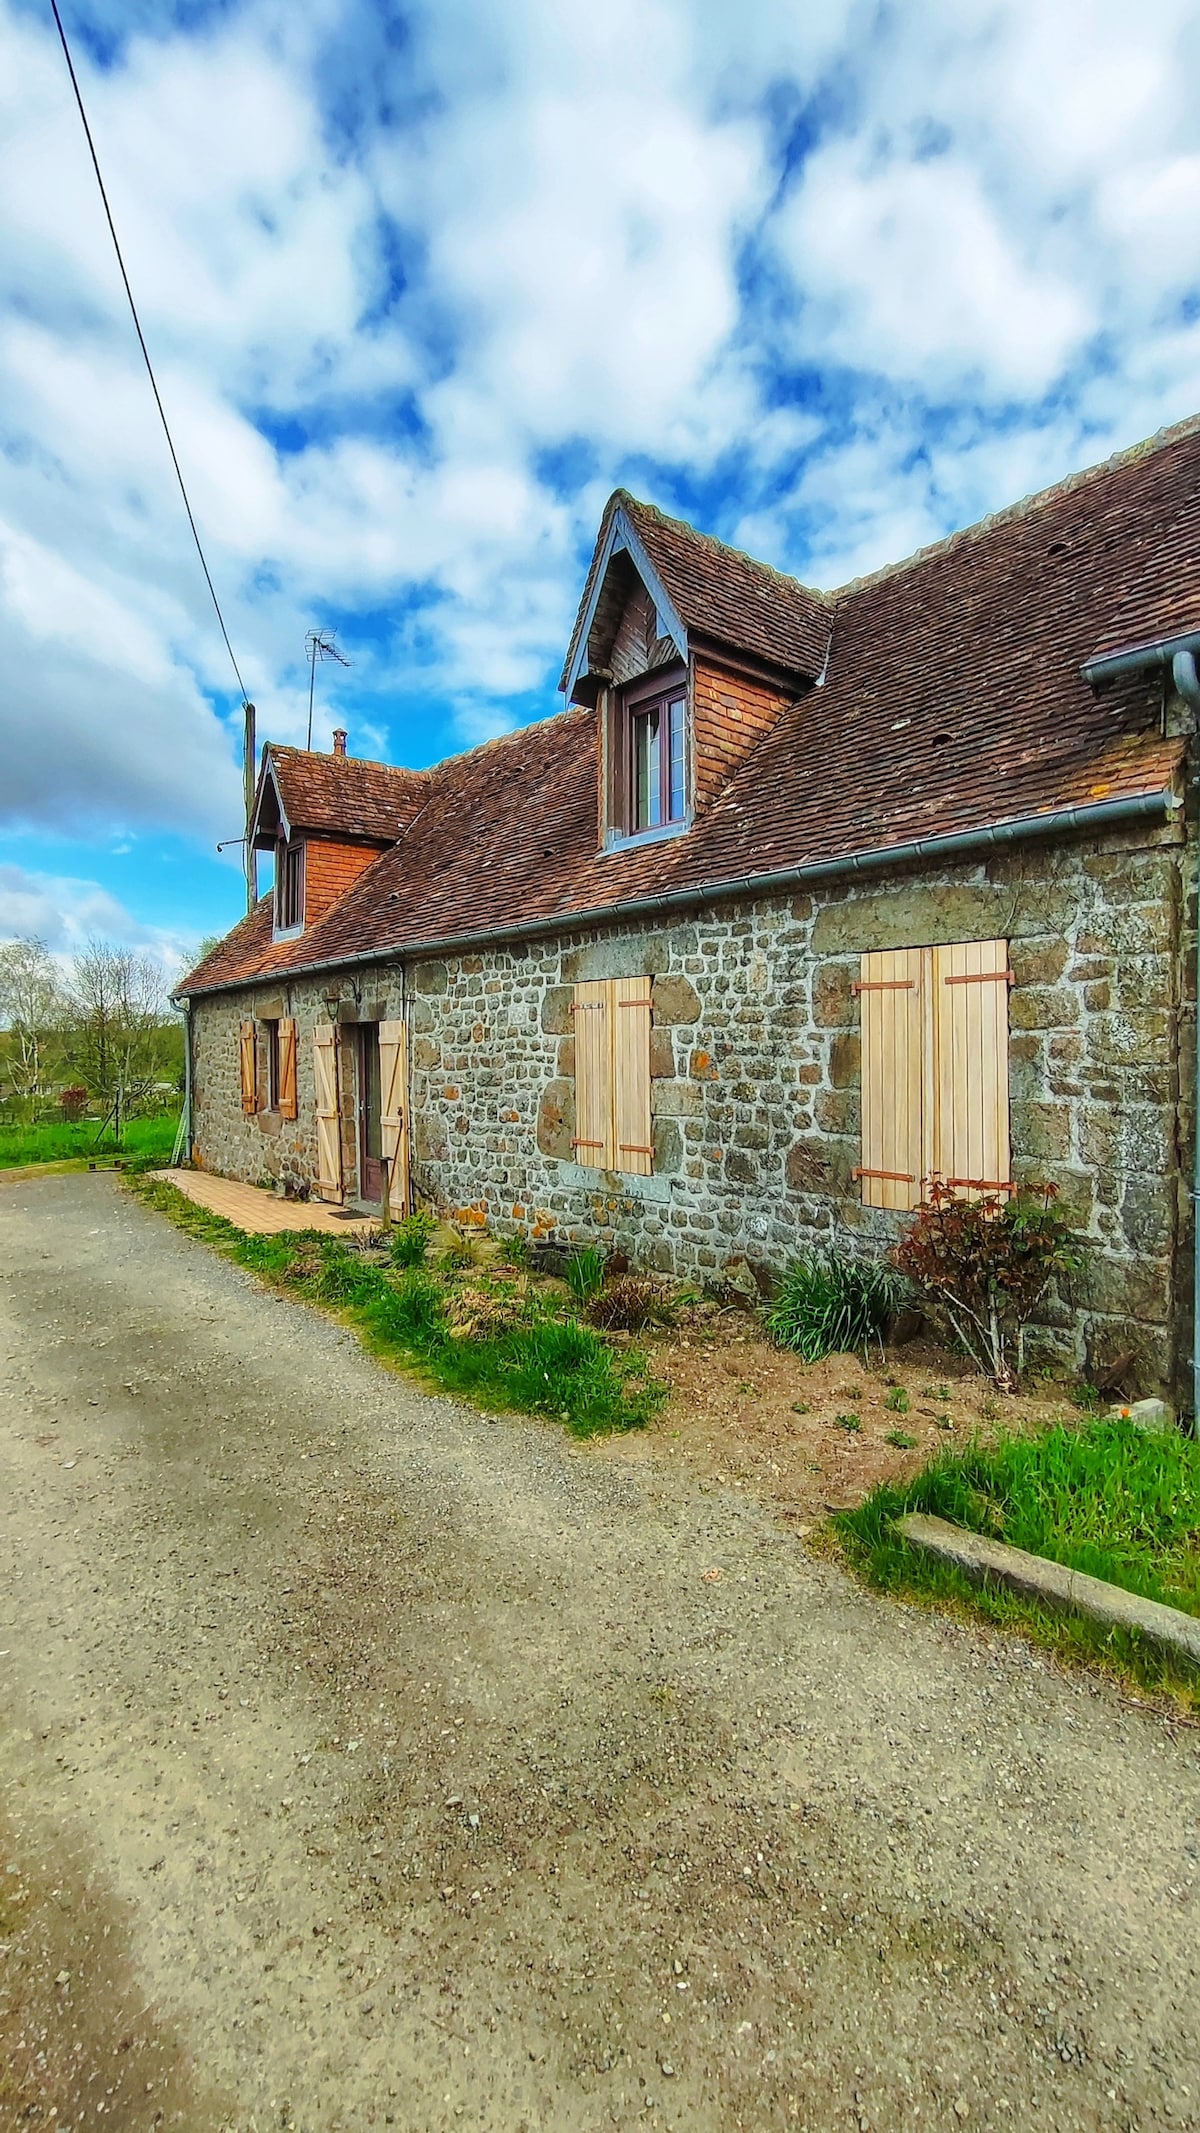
249;735;428;943
561;492;832;851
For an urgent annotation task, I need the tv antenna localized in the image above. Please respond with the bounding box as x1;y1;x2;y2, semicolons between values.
305;630;351;748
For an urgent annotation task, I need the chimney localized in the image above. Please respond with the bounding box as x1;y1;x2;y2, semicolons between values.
332;728;347;757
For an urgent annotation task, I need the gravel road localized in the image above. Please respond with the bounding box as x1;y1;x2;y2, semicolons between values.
1;1172;1198;2133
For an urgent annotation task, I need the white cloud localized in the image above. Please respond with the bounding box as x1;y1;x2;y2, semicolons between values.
0;862;192;977
0;0;1198;895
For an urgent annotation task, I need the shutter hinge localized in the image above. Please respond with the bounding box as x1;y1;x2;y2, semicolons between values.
943;970;1016;986
853;1167;917;1183
853;979;916;994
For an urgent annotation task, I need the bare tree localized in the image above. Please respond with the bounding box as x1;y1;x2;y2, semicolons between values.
0;937;65;1103
66;941;173;1116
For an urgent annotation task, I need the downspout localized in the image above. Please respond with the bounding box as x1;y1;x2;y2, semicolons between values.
1174;649;1200;1431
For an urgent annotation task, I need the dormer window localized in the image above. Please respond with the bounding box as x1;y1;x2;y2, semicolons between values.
610;665;689;844
275;837;305;936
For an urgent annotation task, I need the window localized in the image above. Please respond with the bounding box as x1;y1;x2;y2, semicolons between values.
612;670;688;840
854;939;1012;1211
571;977;653;1175
264;1019;280;1109
275;838;305;934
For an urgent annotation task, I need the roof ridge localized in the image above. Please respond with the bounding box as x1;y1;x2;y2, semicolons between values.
831;410;1200;600
618;489;830;606
267;741;430;779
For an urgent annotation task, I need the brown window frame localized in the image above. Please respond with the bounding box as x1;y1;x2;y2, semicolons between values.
263;1019;281;1110
275;837;305;934
611;666;688;839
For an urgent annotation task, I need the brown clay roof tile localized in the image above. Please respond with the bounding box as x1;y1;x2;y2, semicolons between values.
179;417;1197;997
264;744;429;843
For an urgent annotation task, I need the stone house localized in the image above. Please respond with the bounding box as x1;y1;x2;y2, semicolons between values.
177;418;1200;1394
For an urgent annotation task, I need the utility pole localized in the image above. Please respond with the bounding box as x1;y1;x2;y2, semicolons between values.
243;700;258;913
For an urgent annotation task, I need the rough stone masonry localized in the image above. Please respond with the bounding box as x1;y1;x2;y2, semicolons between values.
189;814;1194;1394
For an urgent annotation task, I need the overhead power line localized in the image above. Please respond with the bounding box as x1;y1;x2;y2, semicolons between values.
48;0;251;708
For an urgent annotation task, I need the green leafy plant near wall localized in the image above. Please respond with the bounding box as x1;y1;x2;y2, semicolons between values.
764;1249;905;1362
894;1181;1087;1390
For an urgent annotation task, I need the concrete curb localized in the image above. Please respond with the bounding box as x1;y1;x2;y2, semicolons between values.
896;1513;1200;1670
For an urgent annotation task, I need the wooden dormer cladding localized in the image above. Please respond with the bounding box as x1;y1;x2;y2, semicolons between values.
690;656;795;814
301;838;381;928
608;575;679;685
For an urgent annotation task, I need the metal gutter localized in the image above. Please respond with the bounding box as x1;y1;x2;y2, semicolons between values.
1081;627;1200;686
177;787;1177;1001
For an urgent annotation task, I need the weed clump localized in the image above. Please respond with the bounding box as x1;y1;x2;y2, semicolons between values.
586;1275;671;1332
390;1210;437;1268
765;1250;905;1362
565;1246;606;1303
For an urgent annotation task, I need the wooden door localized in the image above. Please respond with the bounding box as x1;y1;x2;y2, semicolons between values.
314;1021;342;1202
378;1019;410;1219
358;1025;384;1205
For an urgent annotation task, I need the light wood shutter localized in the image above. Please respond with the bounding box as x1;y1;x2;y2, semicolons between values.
378;1019;410;1219
313;1020;343;1202
932;939;1012;1198
278;1017;298;1120
572;980;614;1168
612;974;653;1176
239;1020;258;1114
855;948;924;1209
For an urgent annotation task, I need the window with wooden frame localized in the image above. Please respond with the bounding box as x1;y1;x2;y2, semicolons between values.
274;837;305;935
855;939;1012;1210
264;1019;281;1110
610;668;688;840
571;977;653;1175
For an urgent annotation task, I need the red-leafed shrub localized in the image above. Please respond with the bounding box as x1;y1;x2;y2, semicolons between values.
894;1181;1087;1390
58;1085;90;1122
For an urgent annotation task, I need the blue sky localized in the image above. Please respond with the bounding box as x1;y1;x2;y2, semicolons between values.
2;0;1199;973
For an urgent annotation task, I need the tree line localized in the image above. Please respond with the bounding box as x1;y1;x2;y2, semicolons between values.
0;936;184;1121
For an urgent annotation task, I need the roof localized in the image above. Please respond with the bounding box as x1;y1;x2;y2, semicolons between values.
178;416;1198;999
259;744;429;844
561;489;833;692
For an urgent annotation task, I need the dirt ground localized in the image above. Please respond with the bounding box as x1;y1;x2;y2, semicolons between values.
633;1316;1077;1525
2;1174;1199;2133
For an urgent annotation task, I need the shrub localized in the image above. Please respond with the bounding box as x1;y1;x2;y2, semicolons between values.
894;1181;1087;1390
764;1250;905;1362
390;1209;437;1268
565;1245;607;1302
586;1275;671;1332
58;1085;90;1122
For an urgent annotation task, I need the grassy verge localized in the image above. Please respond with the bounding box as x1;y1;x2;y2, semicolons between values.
836;1419;1200;1711
128;1175;663;1440
0;1114;178;1170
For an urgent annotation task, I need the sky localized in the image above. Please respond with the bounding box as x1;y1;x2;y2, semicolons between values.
1;0;1199;976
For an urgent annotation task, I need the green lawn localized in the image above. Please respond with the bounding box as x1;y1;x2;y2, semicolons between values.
129;1175;663;1441
0;1113;179;1170
837;1418;1200;1706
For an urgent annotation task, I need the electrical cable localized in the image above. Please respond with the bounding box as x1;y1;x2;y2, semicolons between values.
48;0;251;708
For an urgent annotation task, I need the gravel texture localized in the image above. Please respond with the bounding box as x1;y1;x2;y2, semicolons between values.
1;1171;1198;2133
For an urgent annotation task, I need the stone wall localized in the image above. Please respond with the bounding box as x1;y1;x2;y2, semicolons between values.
189;816;1193;1391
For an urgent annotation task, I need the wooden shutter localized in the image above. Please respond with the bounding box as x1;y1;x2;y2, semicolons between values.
378;1019;410;1219
612;974;653;1176
932;939;1012;1198
572;980;614;1169
239;1020;258;1114
278;1017;298;1120
313;1021;343;1202
855;948;924;1209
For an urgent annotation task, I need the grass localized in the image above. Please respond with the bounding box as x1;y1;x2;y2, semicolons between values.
0;1113;178;1170
836;1418;1200;1707
128;1175;663;1440
764;1248;905;1362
